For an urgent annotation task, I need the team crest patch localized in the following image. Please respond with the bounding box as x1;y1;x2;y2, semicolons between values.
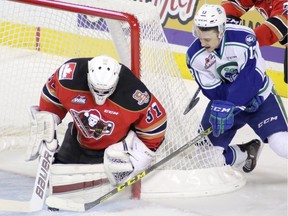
59;63;76;80
217;62;239;82
133;90;150;105
70;109;114;139
245;34;256;46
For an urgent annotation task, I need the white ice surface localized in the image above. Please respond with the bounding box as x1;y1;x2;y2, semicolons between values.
0;80;287;216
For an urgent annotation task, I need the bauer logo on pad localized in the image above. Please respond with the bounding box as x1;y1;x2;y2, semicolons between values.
59;63;76;80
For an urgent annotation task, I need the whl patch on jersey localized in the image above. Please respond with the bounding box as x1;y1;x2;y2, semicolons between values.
58;63;76;80
71;95;86;104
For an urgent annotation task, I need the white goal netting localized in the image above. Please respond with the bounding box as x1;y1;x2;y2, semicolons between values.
0;0;246;197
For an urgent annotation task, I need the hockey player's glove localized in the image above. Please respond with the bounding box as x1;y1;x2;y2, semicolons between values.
244;96;264;113
209;100;235;137
26;106;60;161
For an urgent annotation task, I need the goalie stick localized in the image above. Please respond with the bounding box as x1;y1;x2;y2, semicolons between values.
45;126;213;212
0;107;57;212
0;144;54;212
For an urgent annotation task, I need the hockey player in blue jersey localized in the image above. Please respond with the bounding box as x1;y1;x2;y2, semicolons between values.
186;4;288;173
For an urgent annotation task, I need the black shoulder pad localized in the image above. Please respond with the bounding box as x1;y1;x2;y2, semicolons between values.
57;58;92;91
110;65;152;111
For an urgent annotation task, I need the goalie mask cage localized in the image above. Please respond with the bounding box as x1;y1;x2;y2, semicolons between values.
0;0;246;201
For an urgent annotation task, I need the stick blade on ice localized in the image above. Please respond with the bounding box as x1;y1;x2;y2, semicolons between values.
0;199;41;212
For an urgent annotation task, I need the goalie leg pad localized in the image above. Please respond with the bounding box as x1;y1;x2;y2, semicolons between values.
47;164;111;205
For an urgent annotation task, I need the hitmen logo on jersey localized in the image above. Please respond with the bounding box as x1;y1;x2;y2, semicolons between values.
133;90;150;105
204;54;216;69
70;109;114;139
58;63;76;80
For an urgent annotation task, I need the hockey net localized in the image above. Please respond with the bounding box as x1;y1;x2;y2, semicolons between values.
0;0;246;199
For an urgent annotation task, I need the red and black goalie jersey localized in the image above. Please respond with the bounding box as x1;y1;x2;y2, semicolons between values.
39;58;167;151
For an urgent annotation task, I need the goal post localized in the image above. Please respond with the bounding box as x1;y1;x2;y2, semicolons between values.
0;0;246;201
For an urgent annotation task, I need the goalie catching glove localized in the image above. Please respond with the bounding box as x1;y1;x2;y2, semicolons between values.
104;130;155;186
25;106;60;161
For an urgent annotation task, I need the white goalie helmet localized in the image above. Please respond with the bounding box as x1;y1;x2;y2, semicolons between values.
193;4;226;37
87;55;121;105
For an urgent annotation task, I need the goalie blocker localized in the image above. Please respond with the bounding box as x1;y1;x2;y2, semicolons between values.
26;106;60;161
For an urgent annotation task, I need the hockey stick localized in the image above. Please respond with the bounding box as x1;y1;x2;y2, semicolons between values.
182;0;200;116
0;144;54;212
45;127;213;212
183;87;201;115
0;108;57;212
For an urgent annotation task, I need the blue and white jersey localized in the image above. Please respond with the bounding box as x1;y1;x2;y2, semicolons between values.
186;24;273;107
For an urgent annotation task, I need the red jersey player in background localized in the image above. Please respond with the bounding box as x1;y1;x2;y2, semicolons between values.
221;0;288;83
26;55;167;208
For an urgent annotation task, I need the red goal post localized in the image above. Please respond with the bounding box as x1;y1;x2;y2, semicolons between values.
0;0;246;201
